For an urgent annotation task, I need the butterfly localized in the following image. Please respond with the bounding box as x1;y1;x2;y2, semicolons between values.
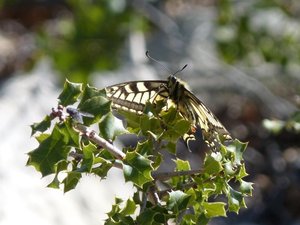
105;73;232;150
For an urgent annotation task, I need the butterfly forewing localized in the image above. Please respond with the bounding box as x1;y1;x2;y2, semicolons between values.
106;80;169;114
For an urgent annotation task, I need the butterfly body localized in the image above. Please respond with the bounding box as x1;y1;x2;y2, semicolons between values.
105;75;232;149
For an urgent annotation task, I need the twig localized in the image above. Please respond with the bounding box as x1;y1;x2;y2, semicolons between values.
74;123;126;160
158;181;198;196
152;169;203;180
71;123;203;180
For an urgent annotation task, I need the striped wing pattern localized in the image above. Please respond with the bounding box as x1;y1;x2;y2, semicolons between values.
178;89;232;148
105;80;169;114
105;76;232;149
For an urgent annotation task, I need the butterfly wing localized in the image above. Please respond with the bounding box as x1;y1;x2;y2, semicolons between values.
105;80;169;114
180;89;232;148
105;78;232;150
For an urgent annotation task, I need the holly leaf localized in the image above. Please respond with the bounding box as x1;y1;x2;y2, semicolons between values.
137;206;169;225
227;140;248;165
174;158;191;171
167;190;191;214
227;186;246;213
120;198;136;216
63;171;82;193
239;180;253;196
79;84;106;105
203;202;226;218
27;123;71;177
80;143;95;172
204;153;223;175
30;115;52;136
47;160;68;189
58;80;82;106
123;151;153;188
78;96;111;125
99;112;128;141
135;141;153;156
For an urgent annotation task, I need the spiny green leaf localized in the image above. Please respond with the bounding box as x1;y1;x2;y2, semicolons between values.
159;106;191;142
79;84;106;106
161;121;189;143
78;96;111;125
63;171;82;193
105;197;135;225
202;182;217;197
81;143;95;172
92;161;112;179
165;141;177;154
152;152;162;170
227;186;246;213
99;112;128;140
137;206;169;225
167;190;191;214
47;161;68;189
204;153;223;175
203;202;226;218
174;158;191;171
64;119;80;146
47;175;60;189
227;140;248;165
237;164;249;179
27;123;71;177
58;80;82;106
181;214;197;225
118;110;141;133
239;180;253;196
30;115;52;136
224;161;237;176
120;198;136;216
123;151;153;188
140;116;162;135
135;141;153;156
35;133;50;143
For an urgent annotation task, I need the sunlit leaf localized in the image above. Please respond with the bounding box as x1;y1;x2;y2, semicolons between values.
204;154;223;175
203;202;226;218
63;171;82;193
27;123;71;177
123;151;153;188
175;159;191;171
167;190;191;214
99;112;128;140
120;198;136;216
58;80;82;106
227;186;246;213
30;115;52;136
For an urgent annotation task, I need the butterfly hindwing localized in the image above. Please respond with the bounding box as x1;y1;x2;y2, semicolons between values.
182;89;232;148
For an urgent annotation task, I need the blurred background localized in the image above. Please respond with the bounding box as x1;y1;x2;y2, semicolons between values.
0;0;299;224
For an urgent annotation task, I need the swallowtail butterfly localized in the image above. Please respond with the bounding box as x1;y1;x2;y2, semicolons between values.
105;71;232;150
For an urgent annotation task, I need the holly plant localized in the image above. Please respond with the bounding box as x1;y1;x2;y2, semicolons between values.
27;80;252;225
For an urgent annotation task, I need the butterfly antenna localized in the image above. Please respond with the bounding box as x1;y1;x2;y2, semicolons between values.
146;51;172;74
173;64;188;76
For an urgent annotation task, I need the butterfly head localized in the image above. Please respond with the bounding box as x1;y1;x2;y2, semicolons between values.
167;75;178;93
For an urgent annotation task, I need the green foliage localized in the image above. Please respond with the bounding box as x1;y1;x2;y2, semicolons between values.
123;151;153;188
263;111;300;134
35;0;149;83
28;80;252;224
216;0;300;68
